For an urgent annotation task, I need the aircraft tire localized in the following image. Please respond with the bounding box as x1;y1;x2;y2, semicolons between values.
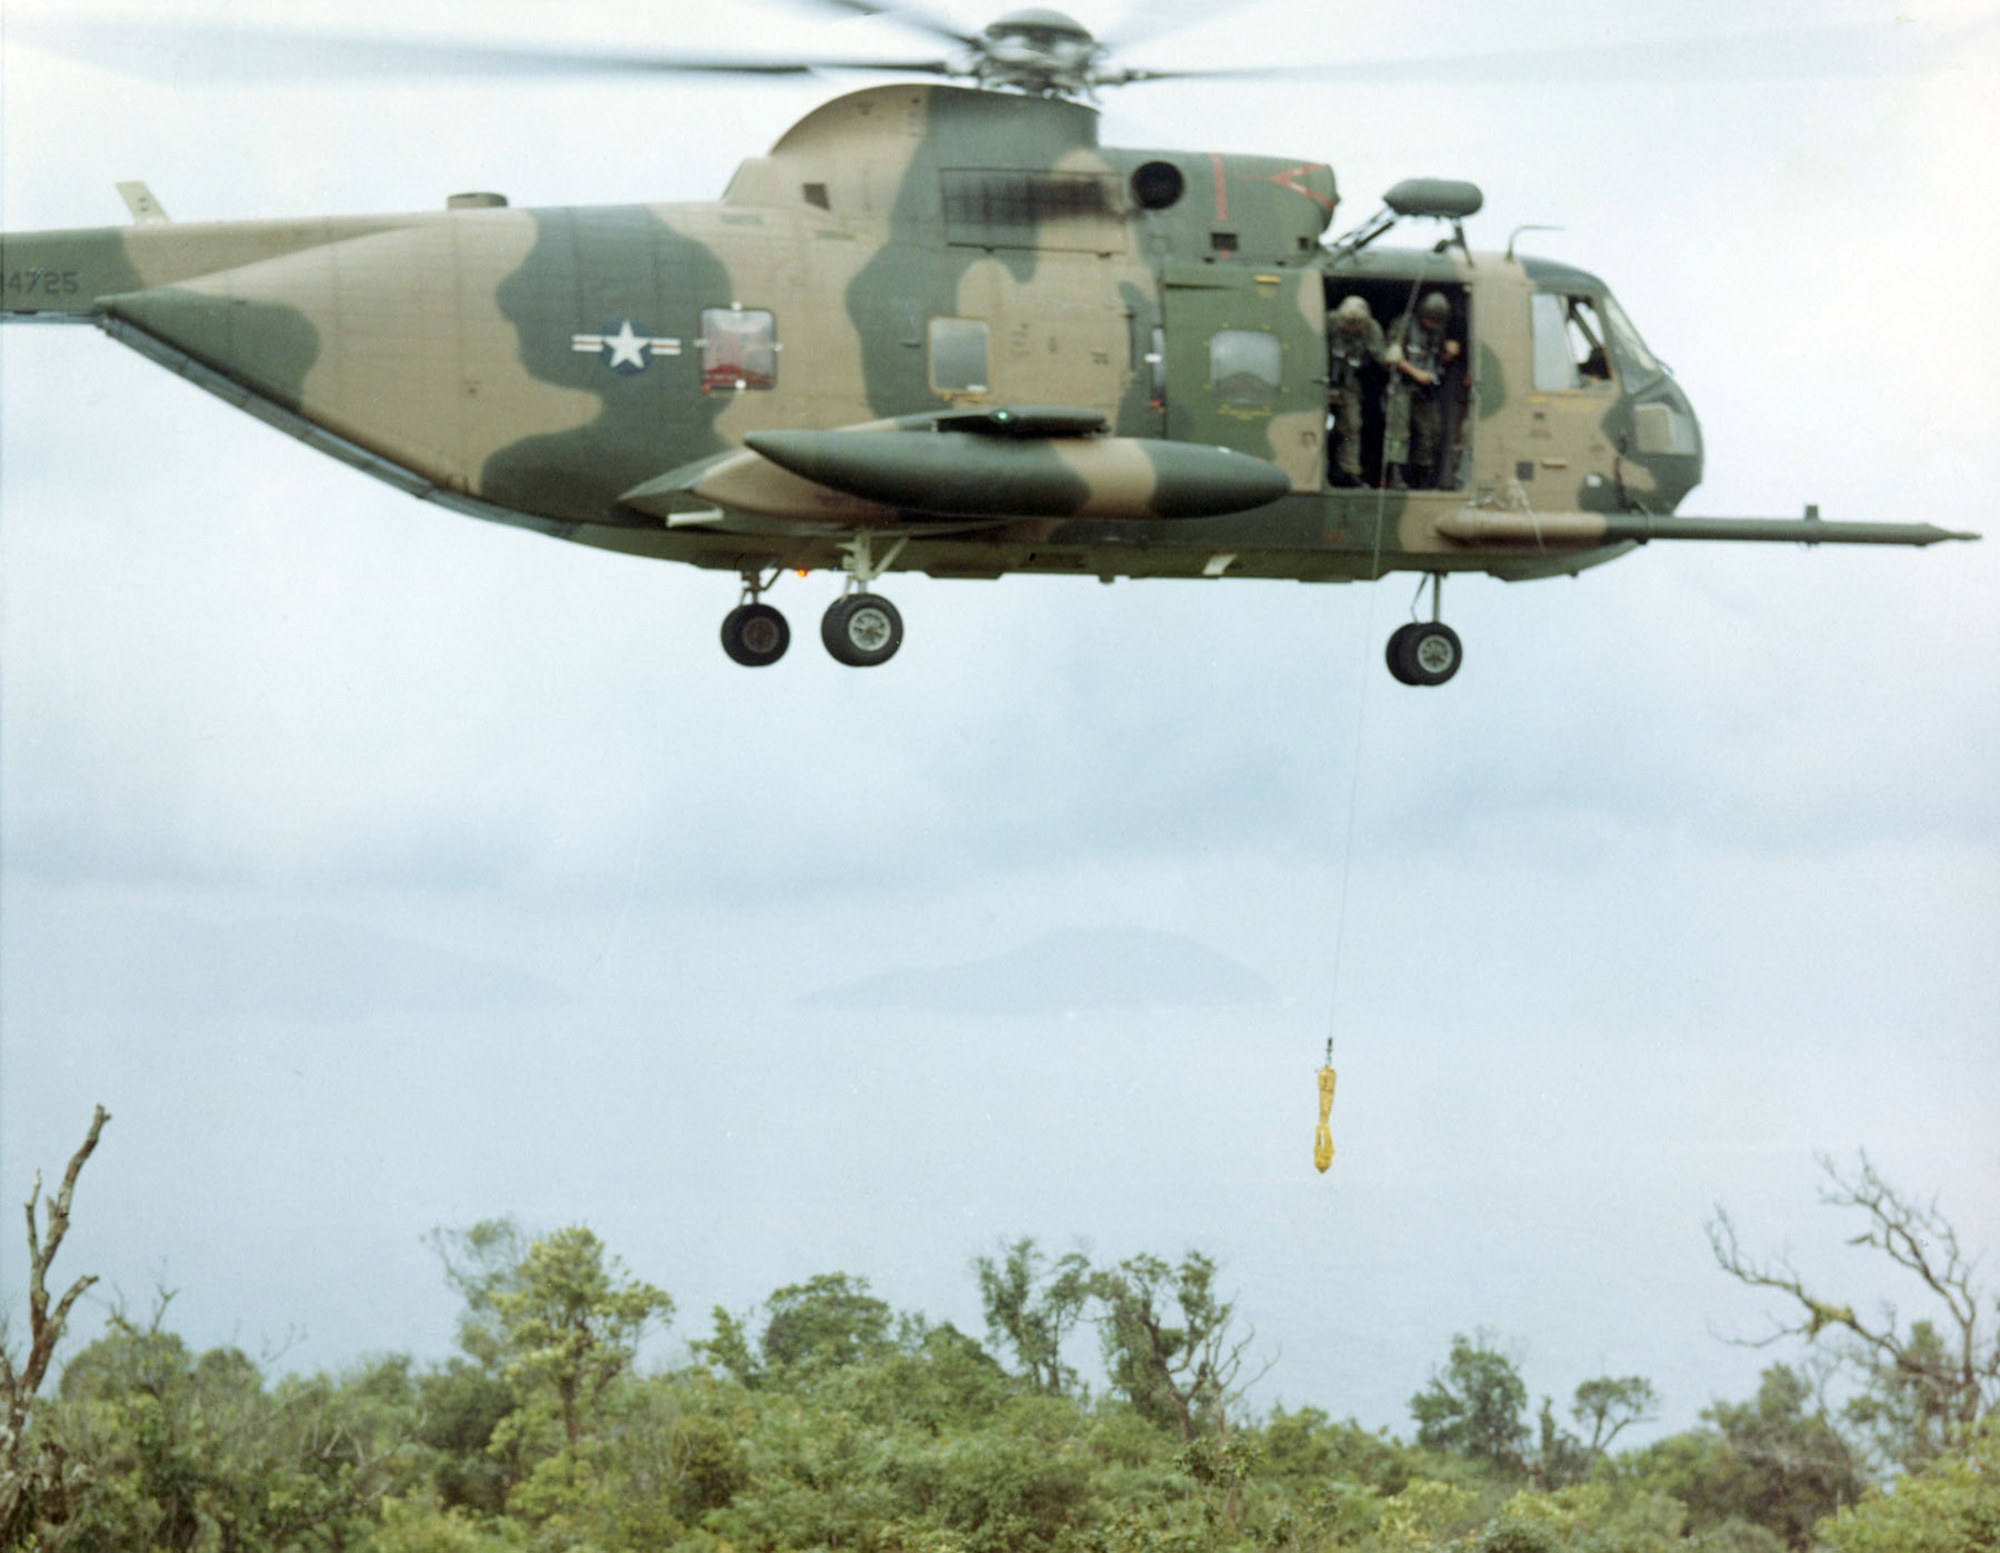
1403;622;1463;686
822;593;903;667
1385;622;1422;685
721;602;790;667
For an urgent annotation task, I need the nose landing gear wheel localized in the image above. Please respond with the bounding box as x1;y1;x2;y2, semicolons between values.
1386;620;1463;686
821;592;903;667
721;602;790;667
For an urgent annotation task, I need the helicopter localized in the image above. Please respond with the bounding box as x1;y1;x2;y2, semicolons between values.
0;3;1979;684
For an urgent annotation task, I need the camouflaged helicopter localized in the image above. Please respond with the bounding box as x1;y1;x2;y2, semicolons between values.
0;4;1978;683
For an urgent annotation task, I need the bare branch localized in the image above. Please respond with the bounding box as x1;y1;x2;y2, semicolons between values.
1710;1152;1997;1465
2;1106;113;1546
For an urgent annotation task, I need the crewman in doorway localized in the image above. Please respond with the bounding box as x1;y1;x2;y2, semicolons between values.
1326;294;1385;489
1384;290;1460;489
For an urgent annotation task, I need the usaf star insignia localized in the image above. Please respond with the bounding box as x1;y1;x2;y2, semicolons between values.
571;319;682;375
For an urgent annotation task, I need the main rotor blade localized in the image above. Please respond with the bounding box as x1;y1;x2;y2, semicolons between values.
1098;0;1251;53
1123;20;1994;88
9;15;956;83
801;0;985;50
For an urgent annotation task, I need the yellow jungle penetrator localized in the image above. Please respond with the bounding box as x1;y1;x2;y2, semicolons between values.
1313;1042;1337;1174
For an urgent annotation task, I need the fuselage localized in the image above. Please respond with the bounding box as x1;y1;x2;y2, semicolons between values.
1;82;1712;590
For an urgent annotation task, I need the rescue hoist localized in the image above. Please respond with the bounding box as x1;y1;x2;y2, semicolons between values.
1313;1040;1337;1173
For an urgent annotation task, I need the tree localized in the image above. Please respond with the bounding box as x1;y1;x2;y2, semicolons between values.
1410;1332;1530;1475
1535;1375;1659;1487
426;1216;531;1373
974;1239;1092;1397
1709;1151;1998;1473
1411;1334;1654;1489
1088;1251;1258;1442
759;1272;894;1378
488;1226;672;1450
692;1305;765;1388
0;1104;109;1547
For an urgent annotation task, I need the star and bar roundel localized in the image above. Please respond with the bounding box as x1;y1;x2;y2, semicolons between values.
570;319;682;375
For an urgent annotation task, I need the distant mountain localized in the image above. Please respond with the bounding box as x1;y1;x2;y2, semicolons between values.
5;907;568;1023
802;927;1275;1016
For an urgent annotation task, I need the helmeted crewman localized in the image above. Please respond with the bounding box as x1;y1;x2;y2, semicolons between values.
1325;294;1385;488
1384;290;1461;490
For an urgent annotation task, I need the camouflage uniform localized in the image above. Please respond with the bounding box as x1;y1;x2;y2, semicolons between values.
1325;298;1385;485
1385;300;1454;488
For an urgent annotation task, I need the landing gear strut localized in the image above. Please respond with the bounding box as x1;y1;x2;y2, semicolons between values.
1386;573;1463;686
721;568;789;667
821;530;908;669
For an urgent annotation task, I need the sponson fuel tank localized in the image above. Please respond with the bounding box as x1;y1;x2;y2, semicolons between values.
741;411;1292;520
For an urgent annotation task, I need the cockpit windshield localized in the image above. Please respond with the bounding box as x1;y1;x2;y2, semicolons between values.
1600;292;1662;383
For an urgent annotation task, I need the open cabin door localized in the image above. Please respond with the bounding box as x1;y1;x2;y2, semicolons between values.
1160;263;1324;493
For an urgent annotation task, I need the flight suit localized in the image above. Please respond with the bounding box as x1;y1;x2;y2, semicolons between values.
1385;311;1453;487
1326;313;1386;484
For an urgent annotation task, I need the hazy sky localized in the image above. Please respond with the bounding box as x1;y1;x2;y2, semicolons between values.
2;0;1996;1441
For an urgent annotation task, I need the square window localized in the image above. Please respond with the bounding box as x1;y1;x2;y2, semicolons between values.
929;318;990;396
701;308;777;392
1209;328;1282;407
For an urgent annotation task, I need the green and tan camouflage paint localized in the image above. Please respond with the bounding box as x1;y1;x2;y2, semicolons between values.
0;83;1968;595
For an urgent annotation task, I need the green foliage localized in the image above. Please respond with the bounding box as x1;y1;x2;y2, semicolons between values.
489;1225;672;1450
1259;1405;1415;1497
414;1358;516;1514
692;1305;764;1388
22;1210;1943;1553
30;1313;417;1551
1374;1476;1486;1548
760;1271;895;1378
1616;1365;1866;1549
974;1239;1093;1398
1839;1318;1964;1475
1570;1376;1658;1461
366;1494;530;1551
1090;1252;1250;1442
1472;1482;1691;1553
1410;1334;1531;1477
429;1218;532;1373
1815;1417;2000;1553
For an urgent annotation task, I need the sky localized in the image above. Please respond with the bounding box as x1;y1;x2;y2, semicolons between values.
1;0;1997;1444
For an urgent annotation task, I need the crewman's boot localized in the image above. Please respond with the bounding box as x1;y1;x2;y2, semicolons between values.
1384;464;1408;490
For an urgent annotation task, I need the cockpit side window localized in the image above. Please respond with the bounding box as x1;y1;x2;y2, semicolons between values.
1530;292;1613;390
1600;292;1662;383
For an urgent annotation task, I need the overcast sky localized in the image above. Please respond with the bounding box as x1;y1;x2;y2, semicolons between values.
2;0;1996;1441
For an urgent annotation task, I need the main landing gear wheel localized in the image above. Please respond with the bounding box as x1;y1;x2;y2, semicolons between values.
721;602;790;667
822;592;903;667
1386;620;1463;686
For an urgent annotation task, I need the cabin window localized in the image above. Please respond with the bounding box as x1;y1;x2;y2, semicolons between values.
700;307;777;392
1209;328;1282;407
1530;292;1612;391
929;318;990;396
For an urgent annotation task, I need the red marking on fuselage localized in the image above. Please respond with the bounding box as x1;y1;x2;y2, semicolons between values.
1210;153;1229;223
1267;163;1337;212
